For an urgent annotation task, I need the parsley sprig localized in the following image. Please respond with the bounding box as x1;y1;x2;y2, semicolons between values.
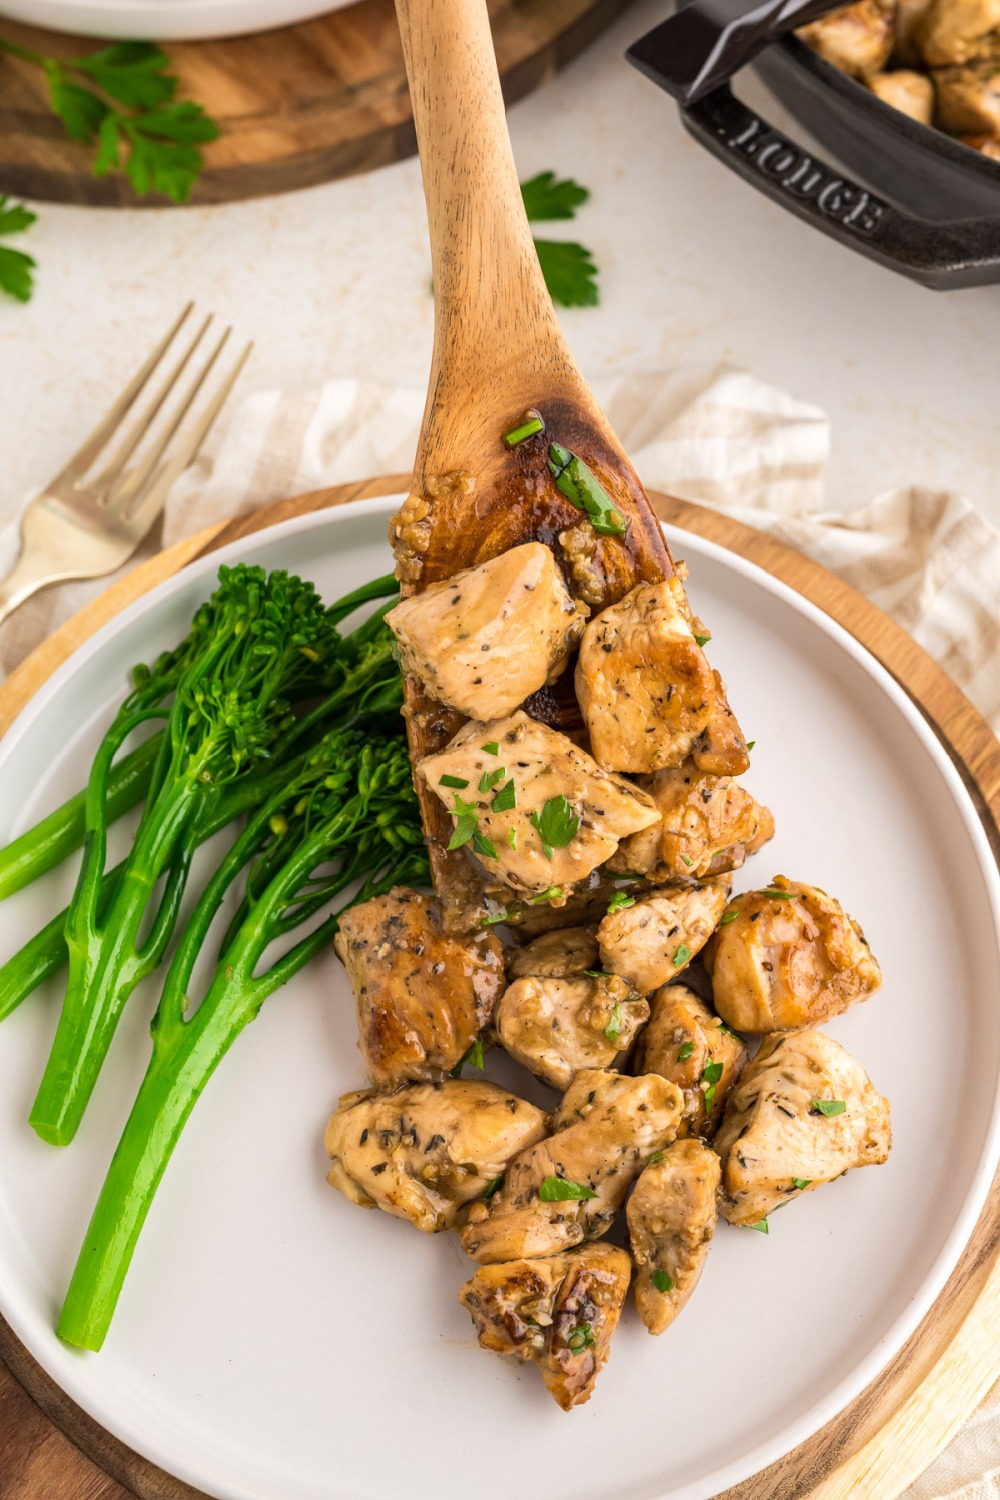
0;198;37;303
520;171;599;308
530;794;580;859
0;40;218;205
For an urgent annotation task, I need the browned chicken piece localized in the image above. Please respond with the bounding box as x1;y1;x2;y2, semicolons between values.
506;924;600;979
867;68;935;121
574;578;717;774
633;983;747;1137
610;758;773;882
334;887;505;1089
325;1080;549;1233
935;60;1000;131
894;0;936;61
702;874;881;1033
917;0;1000;63
626;1139;720;1336
459;1245;631;1410
960;130;1000;156
460;1068;684;1263
419;711;661;898
597;879;729;995
796;0;895;76
691;671;751;777
714;1030;891;1227
496;972;649;1090
384;541;587;721
746;805;776;854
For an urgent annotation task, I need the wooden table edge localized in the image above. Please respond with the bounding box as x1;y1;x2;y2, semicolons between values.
1;472;998;1500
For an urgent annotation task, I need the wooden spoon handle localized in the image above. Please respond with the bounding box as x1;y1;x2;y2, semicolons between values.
394;0;578;461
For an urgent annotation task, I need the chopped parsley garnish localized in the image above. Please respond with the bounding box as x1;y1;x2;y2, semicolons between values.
451;1036;485;1075
681;854;694;867
677;1041;694;1062
672;943;692;967
447;794;479;851
764;888;795;900
481;741;500;756
647;1151;666;1165
651;1269;674;1294
749;1217;769;1234
520;171;599;308
0;198;37;303
507;826;518;850
566;1321;597;1352
719;909;739;925
811;1099;846;1116
792;1178;813;1191
483;1174;504;1199
520;170;589;220
439;774;469;789
529;884;563;904
503;413;544;447
547;442;626;537
539;1175;598;1202
604;1003;624;1043
694;633;711;648
482;911;509;925
746;740;756;751
472;829;498;860
606;891;636;914
529;794;580;858
715;1019;743;1041
479;767;505;794
701;1059;724;1112
491;778;517;812
583;969;613;979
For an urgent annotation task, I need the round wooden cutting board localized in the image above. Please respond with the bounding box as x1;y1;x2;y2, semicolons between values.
2;474;1000;1500
0;0;633;206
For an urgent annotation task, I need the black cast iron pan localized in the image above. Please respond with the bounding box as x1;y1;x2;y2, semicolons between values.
627;1;1000;288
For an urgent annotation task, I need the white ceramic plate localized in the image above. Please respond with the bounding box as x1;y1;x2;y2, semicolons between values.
0;496;998;1500
0;0;349;42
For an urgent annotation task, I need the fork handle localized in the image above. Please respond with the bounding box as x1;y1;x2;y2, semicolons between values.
0;547;70;628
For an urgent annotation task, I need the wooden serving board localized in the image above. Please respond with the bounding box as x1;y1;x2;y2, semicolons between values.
0;0;633;207
3;473;1000;1500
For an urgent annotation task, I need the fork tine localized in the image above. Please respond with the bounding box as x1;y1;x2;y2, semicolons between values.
51;304;194;487
89;313;214;505
112;340;253;530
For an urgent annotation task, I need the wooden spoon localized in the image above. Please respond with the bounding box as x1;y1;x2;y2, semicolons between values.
392;0;738;930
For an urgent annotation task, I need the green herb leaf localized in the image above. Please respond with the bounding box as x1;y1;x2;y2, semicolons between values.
747;740;756;751
478;767;505;794
647;1151;666;1165
792;1177;813;1191
701;1058;724;1112
749;1217;769;1234
719;909;740;925
0;197;37;303
764;888;795;900
48;76;109;141
715;1019;744;1041
472;829;498;860
529;794;580;857
538;1175;598;1202
70;41;178;110
681;854;694;867
507;826;518;850
548;443;626;536
672;943;692;967
651;1268;674;1294
677;1040;694;1062
439;774;469;789
604;1002;624;1043
528;884;563;904
451;1036;485;1076
606;891;636;914
520;170;589;221
534;239;599;308
566;1320;597;1352
491;778;517;813
503;413;544;447
583;969;613;979
447;793;479;851
481;741;500;756
483;1174;504;1199
811;1099;846;1117
482;911;509;925
694;633;711;648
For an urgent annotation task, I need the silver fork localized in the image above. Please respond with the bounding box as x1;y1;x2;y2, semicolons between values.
0;305;252;627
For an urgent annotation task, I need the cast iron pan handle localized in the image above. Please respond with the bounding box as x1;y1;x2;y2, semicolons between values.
677;85;1000;289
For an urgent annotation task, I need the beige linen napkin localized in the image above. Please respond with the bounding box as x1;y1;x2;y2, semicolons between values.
2;365;999;1496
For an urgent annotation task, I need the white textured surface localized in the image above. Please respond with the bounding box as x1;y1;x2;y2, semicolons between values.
1;0;998;519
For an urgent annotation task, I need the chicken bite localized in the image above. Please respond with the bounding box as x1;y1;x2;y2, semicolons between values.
598;880;729;995
917;0;1000;64
867;68;935;121
575;578;717;774
611;758;773;883
691;672;751;777
797;0;895;76
325;1080;549;1233
702;875;881;1033
459;1245;631;1410
934;60;1000;132
496;971;649;1090
460;1068;683;1263
334;887;505;1089
506;924;600;980
385;542;587;720
633;983;747;1137
713;1030;891;1226
419;711;660;897
626;1139;720;1336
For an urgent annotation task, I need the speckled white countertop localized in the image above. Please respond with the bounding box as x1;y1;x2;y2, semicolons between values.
1;0;998;524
